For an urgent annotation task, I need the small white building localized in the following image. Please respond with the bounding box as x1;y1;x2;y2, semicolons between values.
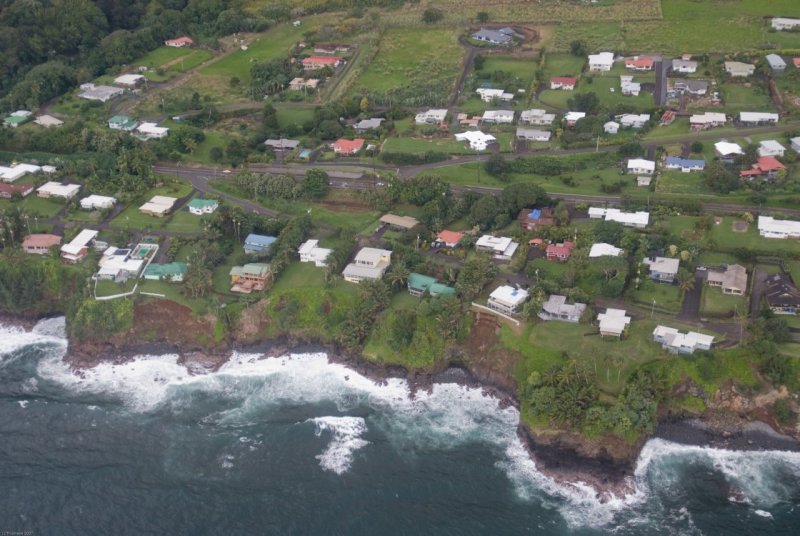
539;294;587;323
714;141;744;158
597;308;631;338
589;243;623;258
135;122;169;140
604;121;620;134
34;115;63;128
792;137;800;153
60;229;98;263
772;18;800;31
37;182;80;200
589;207;650;228
620;76;641;96
414;109;448;125
78;84;124;102
739;112;779;126
487;285;529;316
114;74;145;86
588;52;614;72
619;114;650;129
671;59;697;73
564;111;586;126
481;110;515;124
690;112;727;130
758;140;786;158
724;61;755;77
475;235;519;261
519;109;556;126
476;88;514;103
758;216;800;239
516;128;551;142
187;199;219;215
80;195;116;210
298;239;332;267
627;158;655;175
454;131;496;151
765;54;787;72
140;195;177;217
653;326;714;354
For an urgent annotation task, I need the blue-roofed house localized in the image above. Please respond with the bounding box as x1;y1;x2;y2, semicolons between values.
243;233;277;255
664;156;706;173
518;207;555;230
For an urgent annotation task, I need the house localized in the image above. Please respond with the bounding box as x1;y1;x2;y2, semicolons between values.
758;140;786;158
22;234;61;255
289;77;319;91
643;256;680;283
516;128;551;142
588;52;614;72
740;156;785;179
60;229;98;263
673;79;708;96
472;28;514;46
766;54;787;72
475;235;519;261
620;77;641;96
4;110;32;128
165;37;193;47
455;131;496;151
96;247;145;282
627;158;656;175
407;273;455;298
707;264;747;295
481;110;515;124
302;56;343;71
435;230;465;248
792;137;800;153
714;141;744;160
519;109;556;126
476;88;514;103
772;17;800;31
589;207;650;228
354;118;384;132
765;273;800;315
143;262;187;282
0;163;44;182
597;308;631;338
604;121;620;134
108;115;138;131
458;113;481;128
546;241;575;262
135;122;169;140
589;243;623;258
625;56;655;71
139;195;176;217
414;109;448;125
564;111;586;127
518;207;555;230
637;176;652;187
298;239;332;267
664;156;706;172
671;59;698;73
652;326;714;354
187;199;219;215
739;112;779;126
243;234;277;255
690;112;726;130
757;216;800;239
724;61;755;77
80;195;116;210
619;114;650;129
342;247;392;283
230;263;271;293
264;138;300;151
380;214;419;230
487;285;529;315
795;58;800;69
114;74;145;87
539;294;587;323
34;115;63;128
37;182;80;200
550;77;577;90
0;182;33;198
78;84;124;102
332;138;365;155
313;43;351;55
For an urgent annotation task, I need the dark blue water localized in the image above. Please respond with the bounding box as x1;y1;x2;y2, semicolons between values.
1;319;799;535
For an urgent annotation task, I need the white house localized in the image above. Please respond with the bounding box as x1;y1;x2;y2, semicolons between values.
758;140;786;158
414;109;448;125
627;158;655;175
588;52;614;72
140;195;177;217
772;17;800;31
519;109;555;126
0;163;42;182
597;308;631;337
724;61;755;77
298;239;332;267
589;207;650;228
739;112;779;125
78;84;124;102
80;195;116;210
690;112;726;130
664;157;706;172
135;122;169;140
60;229;99;263
114;74;145;86
476;88;514;103
539;294;587;323
589;243;623;258
644;256;680;283
187;199;219;215
620;76;641;96
714;141;744;158
619;114;650;129
481;110;515;124
792;137;800;153
758;216;800;239
454;131;496;151
604;121;619;134
34;115;63;128
37;182;80;200
475;235;519;261
516;128;551;142
653;326;714;354
564;111;586;127
671;59;697;73
487;285;529;316
343;247;391;283
766;54;787;72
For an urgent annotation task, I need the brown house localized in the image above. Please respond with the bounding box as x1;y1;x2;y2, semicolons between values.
518;207;554;230
22;234;62;255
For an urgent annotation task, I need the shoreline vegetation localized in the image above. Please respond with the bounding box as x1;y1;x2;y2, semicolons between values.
3;312;797;498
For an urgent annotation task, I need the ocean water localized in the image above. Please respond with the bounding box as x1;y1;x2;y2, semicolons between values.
1;318;799;535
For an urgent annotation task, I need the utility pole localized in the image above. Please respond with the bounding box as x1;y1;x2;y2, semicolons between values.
651;298;656;319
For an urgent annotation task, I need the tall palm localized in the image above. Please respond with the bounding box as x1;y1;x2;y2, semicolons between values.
676;268;695;293
386;266;410;290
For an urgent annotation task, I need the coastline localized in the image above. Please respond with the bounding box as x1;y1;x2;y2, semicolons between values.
5;313;799;497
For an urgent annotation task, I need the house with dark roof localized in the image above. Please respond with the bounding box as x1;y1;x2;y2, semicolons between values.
765;273;800;315
664;156;706;172
518;207;555;230
472;28;514;46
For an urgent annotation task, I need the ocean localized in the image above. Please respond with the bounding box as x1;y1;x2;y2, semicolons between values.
1;317;799;535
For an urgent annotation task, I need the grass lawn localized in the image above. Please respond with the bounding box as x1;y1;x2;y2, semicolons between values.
656;170;711;195
212;259;238;295
0;195;65;218
476;55;536;91
711;217;800;255
383;136;477;155
700;285;747;318
697;252;741;267
132;46;192;70
64;209;104;224
271;261;326;291
138;279;207;315
111;182;193;230
95;279;136;298
628;279;684;313
543;53;586;79
275;107;315;130
163;210;206;233
719;83;774;112
188;130;227;165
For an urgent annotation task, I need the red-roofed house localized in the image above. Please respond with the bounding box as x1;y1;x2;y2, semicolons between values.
546;241;575;262
332;138;365;155
550;77;577;90
165;37;193;47
302;56;343;70
22;234;62;255
625;56;655;71
740;156;786;179
0;182;34;199
794;58;800;69
436;230;465;248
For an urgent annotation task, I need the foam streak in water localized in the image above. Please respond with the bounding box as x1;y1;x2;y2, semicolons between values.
308;416;369;475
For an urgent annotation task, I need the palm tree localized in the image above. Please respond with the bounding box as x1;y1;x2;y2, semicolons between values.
676;268;696;294
386;266;410;290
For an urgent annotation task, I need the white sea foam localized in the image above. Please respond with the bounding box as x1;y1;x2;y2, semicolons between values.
309;416;369;474
0;317;67;358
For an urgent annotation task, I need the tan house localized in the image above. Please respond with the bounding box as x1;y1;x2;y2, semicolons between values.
22;234;62;255
343;247;392;283
230;263;271;293
707;264;747;295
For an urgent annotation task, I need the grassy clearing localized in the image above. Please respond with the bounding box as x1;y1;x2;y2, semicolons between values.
628;279;684;313
275;107;315;130
542;53;586;79
719;83;774;112
0;195;65;218
700;285;747;318
132;46;193;69
656;171;710;195
138;279;207;314
111;182;193;230
162;210;206;233
383;136;478;155
187;131;227;165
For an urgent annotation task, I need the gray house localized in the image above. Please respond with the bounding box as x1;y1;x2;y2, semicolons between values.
538;294;587;323
643;257;680;283
472;28;515;46
766;54;787;72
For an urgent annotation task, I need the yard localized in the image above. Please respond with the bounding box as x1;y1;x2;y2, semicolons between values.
0;195;65;218
719;83;774;113
383;136;481;155
136;48;214;81
137;279;207;314
542;53;586;80
110;182;193;230
162;210;206;233
700;285;747;318
656;170;711;195
627;279;684;314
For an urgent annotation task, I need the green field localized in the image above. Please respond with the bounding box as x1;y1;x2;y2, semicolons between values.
656;170;710;195
163;210;206;232
0;195;65;218
275;107;315;130
133;46;193;69
628;279;684;313
383;136;479;155
719;83;774;112
542;53;586;79
138;279;207;314
700;285;747;318
111;182;193;230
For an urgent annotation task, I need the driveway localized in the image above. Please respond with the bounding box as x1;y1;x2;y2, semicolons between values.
654;59;669;107
676;271;704;322
750;269;770;320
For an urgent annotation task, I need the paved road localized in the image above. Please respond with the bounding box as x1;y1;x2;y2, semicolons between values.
750;269;770;320
676;271;704;322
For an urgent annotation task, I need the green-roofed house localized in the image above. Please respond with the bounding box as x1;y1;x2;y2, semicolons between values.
429;282;456;297
188;198;219;215
407;272;455;298
230;263;271;293
143;262;188;282
4;110;32;128
108;115;138;131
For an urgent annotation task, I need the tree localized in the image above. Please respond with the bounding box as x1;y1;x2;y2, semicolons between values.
456;256;497;300
676;268;695;293
209;146;224;163
569;40;587;57
594;220;625;245
389;309;417;350
690;141;704;154
704;161;740;194
468;195;502;230
485;154;511;177
567;92;600;114
386;265;410;290
359;96;370;113
303;169;329;198
476;11;490;23
422;8;444;24
473;54;486;70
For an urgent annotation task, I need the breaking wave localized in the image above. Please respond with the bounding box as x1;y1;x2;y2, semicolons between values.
308;416;369;474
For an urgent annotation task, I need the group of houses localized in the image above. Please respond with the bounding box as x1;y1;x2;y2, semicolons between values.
108;115;169;140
